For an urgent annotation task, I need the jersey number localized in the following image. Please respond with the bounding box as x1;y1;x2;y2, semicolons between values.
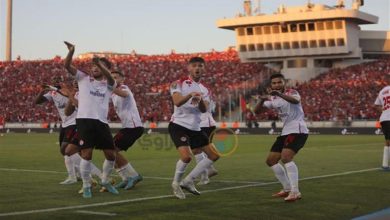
383;96;390;110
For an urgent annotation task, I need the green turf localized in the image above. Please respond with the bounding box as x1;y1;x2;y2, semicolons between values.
0;133;388;220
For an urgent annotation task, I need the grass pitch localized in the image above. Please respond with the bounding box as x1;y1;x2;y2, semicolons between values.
0;133;388;220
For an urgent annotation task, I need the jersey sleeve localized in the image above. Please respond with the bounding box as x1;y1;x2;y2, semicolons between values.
170;81;182;95
263;100;273;109
43;92;53;102
375;95;382;106
287;89;301;102
119;85;131;96
201;87;211;103
75;69;88;81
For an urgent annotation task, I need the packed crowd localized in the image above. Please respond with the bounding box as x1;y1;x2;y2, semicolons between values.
297;59;390;121
1;50;389;124
0;49;265;123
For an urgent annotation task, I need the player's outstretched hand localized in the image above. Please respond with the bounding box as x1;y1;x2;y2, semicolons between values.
270;90;281;96
259;95;270;100
64;41;75;52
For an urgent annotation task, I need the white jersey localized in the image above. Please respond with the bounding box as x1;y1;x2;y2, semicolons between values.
263;89;308;136
170;77;210;131
43;91;76;128
200;100;216;128
75;70;115;124
375;86;390;122
111;84;143;128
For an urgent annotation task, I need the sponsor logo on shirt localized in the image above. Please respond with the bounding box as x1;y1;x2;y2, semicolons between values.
89;90;105;97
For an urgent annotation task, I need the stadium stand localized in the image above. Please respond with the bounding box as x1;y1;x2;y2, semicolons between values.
0;49;266;123
1;50;389;124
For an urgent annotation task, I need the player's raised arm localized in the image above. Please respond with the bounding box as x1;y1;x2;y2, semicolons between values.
111;71;129;97
64;41;77;76
254;95;269;114
34;85;51;105
92;57;115;86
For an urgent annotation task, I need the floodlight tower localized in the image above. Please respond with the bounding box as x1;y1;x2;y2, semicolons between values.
6;0;13;61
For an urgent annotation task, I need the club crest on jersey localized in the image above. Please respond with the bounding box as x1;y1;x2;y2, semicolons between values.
185;81;192;86
180;136;187;142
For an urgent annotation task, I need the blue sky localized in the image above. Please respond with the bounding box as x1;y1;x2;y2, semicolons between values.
0;0;388;60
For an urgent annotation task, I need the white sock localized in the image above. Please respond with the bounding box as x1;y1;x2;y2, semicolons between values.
173;160;189;183
195;153;205;163
64;156;76;179
116;166;128;181
125;163;139;177
271;163;291;191
101;159;115;184
183;158;213;182
284;161;299;193
70;154;82;177
70;153;81;166
195;153;208;178
80;159;92;188
90;162;102;178
116;163;138;181
383;146;389;167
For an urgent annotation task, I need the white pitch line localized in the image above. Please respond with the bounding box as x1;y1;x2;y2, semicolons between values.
75;210;117;216
308;142;382;148
0;168;64;174
0;168;261;184
0;167;381;217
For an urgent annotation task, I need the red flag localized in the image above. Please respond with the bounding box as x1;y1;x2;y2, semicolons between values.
240;96;247;112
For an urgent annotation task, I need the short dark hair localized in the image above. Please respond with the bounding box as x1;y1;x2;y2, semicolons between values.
188;57;205;64
112;70;124;77
270;73;285;81
99;57;112;70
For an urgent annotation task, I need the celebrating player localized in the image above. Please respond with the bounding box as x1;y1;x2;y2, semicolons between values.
168;57;220;199
255;73;308;202
111;70;144;190
34;76;80;185
64;41;118;198
374;74;390;169
195;98;218;185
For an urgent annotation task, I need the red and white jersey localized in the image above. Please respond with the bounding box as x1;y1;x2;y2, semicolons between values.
111;84;143;128
44;91;76;128
170;77;210;131
200;100;216;128
375;86;390;122
263;89;308;135
75;70;115;124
